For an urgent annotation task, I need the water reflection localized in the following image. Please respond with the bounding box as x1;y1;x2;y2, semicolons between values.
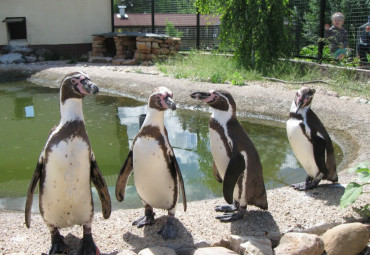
0;81;343;212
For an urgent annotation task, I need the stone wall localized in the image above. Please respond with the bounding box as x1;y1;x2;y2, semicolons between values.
90;34;181;65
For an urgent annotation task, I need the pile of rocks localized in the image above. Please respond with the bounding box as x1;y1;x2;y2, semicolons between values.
90;34;181;65
0;46;54;64
116;222;369;255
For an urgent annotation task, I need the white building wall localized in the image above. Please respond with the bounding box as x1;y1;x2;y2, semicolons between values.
0;0;111;45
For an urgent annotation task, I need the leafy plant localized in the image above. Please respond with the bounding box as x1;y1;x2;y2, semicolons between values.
196;0;292;73
165;19;184;38
340;161;370;217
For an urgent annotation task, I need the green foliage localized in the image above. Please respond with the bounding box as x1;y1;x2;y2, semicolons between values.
299;44;361;67
165;19;184;38
340;162;370;217
300;44;333;60
156;51;260;84
196;0;292;73
156;52;369;98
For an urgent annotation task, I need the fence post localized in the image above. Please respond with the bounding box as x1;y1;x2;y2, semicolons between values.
151;0;155;33
196;9;200;49
318;0;326;63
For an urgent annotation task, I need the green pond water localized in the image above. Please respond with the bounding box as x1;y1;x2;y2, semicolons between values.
0;81;343;212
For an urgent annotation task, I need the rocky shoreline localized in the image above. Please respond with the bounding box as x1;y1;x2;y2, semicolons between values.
0;63;369;254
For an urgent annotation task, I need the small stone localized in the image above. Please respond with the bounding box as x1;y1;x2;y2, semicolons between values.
274;232;324;255
339;96;351;100
193;247;238;255
321;223;369;255
359;99;368;104
194;240;210;248
326;91;338;97
138;246;176;255
211;236;230;248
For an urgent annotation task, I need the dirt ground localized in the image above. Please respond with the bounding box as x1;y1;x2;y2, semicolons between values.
0;62;369;254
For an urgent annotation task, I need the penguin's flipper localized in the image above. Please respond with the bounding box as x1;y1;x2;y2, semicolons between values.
25;158;43;228
213;161;223;183
171;155;187;212
115;150;134;202
90;157;111;219
312;134;329;177
223;151;245;204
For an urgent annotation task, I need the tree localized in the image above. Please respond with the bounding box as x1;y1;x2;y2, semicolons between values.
196;0;292;73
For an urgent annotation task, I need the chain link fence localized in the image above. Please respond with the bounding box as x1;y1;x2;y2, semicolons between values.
115;0;369;62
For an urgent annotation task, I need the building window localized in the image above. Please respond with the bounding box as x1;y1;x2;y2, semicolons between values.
2;17;27;41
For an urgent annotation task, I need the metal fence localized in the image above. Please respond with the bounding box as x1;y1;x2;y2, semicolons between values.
117;0;370;61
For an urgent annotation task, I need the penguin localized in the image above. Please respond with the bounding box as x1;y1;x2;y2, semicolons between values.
286;86;337;191
115;86;186;239
25;71;111;255
190;90;268;222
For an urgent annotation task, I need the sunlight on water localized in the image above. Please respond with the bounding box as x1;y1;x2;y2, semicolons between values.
0;81;343;212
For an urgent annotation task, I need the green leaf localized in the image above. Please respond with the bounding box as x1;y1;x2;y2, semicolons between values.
358;171;370;183
348;162;370;173
340;182;363;209
353;204;370;217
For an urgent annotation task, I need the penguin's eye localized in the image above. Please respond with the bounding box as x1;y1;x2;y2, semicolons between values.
71;78;78;85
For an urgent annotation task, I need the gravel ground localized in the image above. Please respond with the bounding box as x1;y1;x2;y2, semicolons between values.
0;62;369;254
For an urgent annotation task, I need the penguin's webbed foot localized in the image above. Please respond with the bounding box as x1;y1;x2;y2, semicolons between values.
291;177;320;191
49;232;69;254
215;204;238;212
158;217;177;239
79;233;99;255
132;213;155;228
215;207;246;222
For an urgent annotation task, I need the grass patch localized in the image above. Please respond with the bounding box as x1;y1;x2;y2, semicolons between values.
155;51;369;98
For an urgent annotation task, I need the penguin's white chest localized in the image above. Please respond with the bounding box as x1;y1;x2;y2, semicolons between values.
41;137;92;228
209;128;230;179
286;118;319;178
133;136;177;210
210;127;249;205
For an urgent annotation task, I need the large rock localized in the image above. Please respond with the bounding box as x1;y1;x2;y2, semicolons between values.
321;222;369;255
274;232;324;255
229;234;273;255
0;53;25;64
117;250;138;255
138;246;176;255
12;47;33;56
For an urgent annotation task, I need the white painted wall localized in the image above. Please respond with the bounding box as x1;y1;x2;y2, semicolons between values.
0;0;111;45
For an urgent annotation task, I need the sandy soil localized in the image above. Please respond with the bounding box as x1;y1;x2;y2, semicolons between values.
0;62;369;254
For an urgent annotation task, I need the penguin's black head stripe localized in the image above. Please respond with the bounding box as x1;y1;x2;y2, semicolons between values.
60;72;98;103
149;87;176;111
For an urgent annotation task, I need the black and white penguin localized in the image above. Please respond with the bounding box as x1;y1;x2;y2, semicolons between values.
190;90;268;222
286;87;338;191
25;71;111;255
115;86;186;239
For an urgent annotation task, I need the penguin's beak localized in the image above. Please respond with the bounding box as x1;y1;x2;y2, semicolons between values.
81;79;99;95
190;92;211;100
296;100;303;113
164;96;176;110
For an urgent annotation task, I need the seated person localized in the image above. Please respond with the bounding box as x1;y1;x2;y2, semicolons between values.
357;24;370;63
325;12;348;60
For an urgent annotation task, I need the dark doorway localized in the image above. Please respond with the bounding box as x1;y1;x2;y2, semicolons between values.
2;17;27;41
